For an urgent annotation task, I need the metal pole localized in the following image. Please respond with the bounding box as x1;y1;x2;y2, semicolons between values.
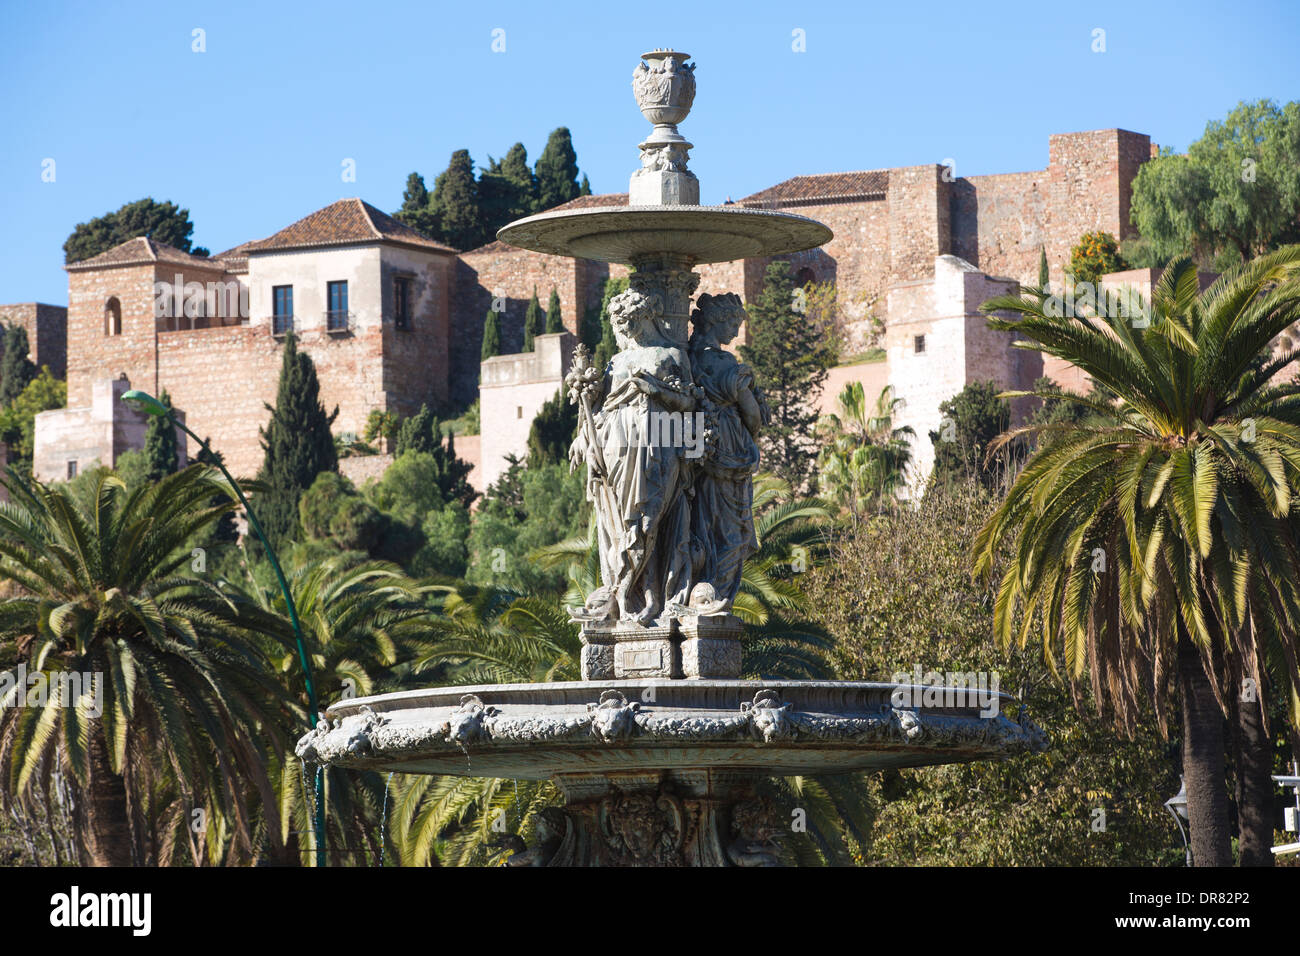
155;409;327;867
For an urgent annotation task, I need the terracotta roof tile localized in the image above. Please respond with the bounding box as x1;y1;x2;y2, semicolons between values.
546;192;628;212
65;236;226;271
240;198;455;255
737;170;889;208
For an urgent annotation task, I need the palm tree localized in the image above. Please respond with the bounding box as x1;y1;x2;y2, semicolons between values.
389;586;579;866
816;383;915;515
232;552;440;866
0;466;287;865
973;251;1300;866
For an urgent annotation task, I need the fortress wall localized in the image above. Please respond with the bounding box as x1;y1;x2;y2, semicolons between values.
1045;129;1151;274
380;247;453;416
888;166;951;284
0;302;67;378
478;332;575;490
954;169;1048;284
66;263;168;407
816;360;891;419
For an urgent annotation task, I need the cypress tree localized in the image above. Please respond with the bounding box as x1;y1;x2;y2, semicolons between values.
534;128;581;211
523;288;544;352
1038;245;1050;289
395;404;437;457
0;323;38;407
499;143;536;206
593;276;627;369
479;142;536;236
527;388;579;468
481;307;502;360
579;174;592;196
545;288;564;333
739;260;835;490
395;172;438;237
142;389;180;482
579;305;602;353
196;438;239;545
431;149;482;250
257;334;339;549
437;429;477;509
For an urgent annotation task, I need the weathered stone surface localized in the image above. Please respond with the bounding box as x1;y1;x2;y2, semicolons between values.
630;168;700;206
679;614;742;679
296;679;1048;780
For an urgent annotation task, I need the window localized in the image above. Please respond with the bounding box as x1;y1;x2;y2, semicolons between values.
272;285;294;335
914;334;926;354
326;280;349;332
394;276;412;330
66;460;77;479
104;297;122;336
517;406;523;419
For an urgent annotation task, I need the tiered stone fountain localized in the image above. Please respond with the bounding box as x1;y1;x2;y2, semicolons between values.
297;49;1046;867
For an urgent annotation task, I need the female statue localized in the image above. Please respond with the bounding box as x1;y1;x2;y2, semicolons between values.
687;293;766;607
568;289;697;625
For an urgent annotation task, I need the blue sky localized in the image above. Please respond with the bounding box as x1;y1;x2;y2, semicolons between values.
1;0;1297;304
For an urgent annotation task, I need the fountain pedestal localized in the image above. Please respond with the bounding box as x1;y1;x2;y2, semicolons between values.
580;614;743;680
547;769;780;867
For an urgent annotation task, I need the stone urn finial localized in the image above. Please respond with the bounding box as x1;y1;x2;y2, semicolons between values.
630;49;699;206
632;49;696;144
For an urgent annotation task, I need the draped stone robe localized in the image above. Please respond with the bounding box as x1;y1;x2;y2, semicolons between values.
580;344;696;625
689;343;760;605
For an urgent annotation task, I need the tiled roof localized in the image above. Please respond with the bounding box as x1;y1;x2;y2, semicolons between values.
737;171;889;208
546;192;628;212
212;239;256;273
240;198;456;255
65;236;225;271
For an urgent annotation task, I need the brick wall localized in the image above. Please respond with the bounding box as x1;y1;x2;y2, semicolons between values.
952;169;1049;284
379;246;452;416
66;263;163;407
1045;129;1151;275
0;302;67;378
453;245;622;408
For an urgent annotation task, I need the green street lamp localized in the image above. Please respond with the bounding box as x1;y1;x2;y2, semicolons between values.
121;389;327;867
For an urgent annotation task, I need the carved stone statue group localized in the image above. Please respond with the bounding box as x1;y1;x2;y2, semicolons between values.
566;288;768;628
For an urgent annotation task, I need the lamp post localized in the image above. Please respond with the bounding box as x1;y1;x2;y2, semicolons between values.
1164;775;1191;867
121;389;326;867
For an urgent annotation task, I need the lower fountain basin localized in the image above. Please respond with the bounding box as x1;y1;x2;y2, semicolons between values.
296;679;1047;779
495;206;834;265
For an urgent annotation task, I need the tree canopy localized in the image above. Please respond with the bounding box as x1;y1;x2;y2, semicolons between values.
64;198;205;263
392;129;588;251
1129;99;1300;270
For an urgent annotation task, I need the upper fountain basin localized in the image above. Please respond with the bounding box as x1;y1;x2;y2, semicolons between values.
495;205;834;265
